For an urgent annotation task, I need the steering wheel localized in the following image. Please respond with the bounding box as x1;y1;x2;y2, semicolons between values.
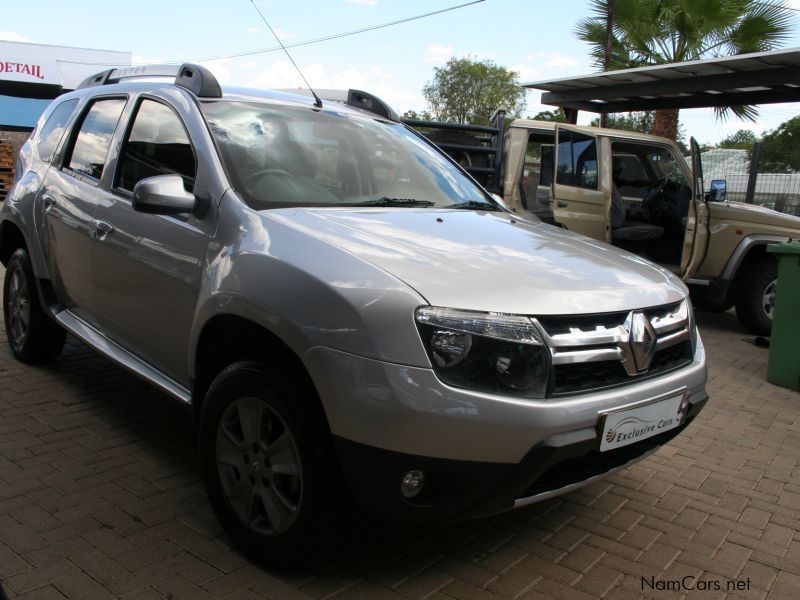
244;168;293;186
642;177;669;224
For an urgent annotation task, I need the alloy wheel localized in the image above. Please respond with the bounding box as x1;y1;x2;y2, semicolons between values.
6;266;30;349
216;396;303;535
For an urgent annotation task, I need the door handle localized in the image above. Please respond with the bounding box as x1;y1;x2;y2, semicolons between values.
43;196;56;211
91;220;114;241
557;201;568;208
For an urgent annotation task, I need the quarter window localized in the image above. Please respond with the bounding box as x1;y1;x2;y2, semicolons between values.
65;98;127;180
36;99;79;163
117;99;196;192
556;130;598;189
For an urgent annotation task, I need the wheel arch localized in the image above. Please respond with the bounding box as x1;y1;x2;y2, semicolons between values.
722;234;785;283
0;220;28;267
191;313;328;430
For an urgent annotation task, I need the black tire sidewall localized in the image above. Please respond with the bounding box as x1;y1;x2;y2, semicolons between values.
3;248;65;362
198;361;342;567
735;259;778;336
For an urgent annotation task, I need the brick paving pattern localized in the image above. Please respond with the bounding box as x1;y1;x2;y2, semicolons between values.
0;268;798;599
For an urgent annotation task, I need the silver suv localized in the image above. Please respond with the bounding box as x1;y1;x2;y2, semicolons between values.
0;64;708;566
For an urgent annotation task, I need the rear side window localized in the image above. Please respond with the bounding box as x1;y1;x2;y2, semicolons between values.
36;99;79;162
117;99;196;192
556;130;598;189
65;98;127;180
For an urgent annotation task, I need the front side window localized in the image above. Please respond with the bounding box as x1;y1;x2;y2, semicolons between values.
201;101;495;210
556;130;598;189
117;99;196;192
37;99;79;163
65;98;127;180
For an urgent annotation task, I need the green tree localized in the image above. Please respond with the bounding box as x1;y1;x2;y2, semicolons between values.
527;109;566;122
423;56;527;125
401;109;434;121
760;116;800;173
589;111;654;133
719;129;759;149
576;0;793;140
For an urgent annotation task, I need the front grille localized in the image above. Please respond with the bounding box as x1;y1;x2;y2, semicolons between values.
552;361;628;395
534;300;694;397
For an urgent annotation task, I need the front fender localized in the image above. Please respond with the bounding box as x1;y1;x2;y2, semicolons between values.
187;193;431;380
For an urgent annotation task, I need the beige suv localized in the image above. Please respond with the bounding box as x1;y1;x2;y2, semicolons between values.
488;121;800;336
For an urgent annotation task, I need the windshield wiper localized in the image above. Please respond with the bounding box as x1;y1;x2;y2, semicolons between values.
347;197;435;207
444;200;501;211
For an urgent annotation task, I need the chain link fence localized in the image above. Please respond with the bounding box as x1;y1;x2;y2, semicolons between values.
699;143;800;216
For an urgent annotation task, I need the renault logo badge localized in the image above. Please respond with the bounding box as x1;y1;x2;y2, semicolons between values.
629;312;657;372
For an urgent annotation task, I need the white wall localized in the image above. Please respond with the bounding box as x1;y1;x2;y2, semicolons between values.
0;41;131;89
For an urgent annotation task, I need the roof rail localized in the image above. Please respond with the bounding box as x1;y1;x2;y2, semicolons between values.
280;88;400;121
76;63;222;98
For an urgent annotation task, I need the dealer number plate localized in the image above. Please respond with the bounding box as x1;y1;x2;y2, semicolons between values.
599;393;685;452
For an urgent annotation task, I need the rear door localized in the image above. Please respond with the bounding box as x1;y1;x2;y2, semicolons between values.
680;137;710;278
40;96;127;324
553;124;608;240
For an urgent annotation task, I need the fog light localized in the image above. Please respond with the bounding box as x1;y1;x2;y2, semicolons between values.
400;470;425;498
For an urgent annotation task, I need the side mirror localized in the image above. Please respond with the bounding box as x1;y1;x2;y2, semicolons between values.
132;175;197;215
708;179;727;203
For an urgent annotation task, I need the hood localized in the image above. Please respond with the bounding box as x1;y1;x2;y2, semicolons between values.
267;208;687;315
712;201;800;230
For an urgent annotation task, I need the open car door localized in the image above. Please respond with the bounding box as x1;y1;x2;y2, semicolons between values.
679;137;710;278
553;124;609;240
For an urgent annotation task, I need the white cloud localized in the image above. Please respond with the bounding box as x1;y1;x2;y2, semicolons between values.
346;0;378;6
510;63;541;82
132;54;165;65
425;44;453;64
247;27;260;34
244;60;423;114
198;58;234;84
0;31;32;43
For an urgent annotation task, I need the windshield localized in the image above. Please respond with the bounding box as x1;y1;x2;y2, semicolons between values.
201;100;496;210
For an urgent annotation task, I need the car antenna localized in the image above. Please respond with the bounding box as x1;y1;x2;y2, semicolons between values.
249;0;322;108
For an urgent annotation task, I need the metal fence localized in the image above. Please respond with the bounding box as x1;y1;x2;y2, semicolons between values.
699;145;800;216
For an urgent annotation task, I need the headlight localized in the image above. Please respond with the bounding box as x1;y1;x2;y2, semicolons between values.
415;307;550;398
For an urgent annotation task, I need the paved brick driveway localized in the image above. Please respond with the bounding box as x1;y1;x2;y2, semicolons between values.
0;275;798;599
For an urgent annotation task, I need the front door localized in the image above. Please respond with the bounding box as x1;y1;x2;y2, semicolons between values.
91;97;209;383
680;137;710;278
553;124;608;240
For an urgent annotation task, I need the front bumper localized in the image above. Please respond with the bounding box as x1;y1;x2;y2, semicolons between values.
303;335;708;521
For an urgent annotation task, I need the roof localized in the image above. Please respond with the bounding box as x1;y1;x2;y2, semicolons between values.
524;48;800;113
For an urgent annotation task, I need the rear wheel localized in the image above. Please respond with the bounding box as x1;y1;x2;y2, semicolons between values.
735;258;778;336
3;248;66;362
199;361;345;568
425;130;490;186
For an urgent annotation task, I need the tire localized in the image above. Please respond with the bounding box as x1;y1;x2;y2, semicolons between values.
735;258;778;336
425;130;491;186
689;286;733;313
3;248;66;362
198;361;346;568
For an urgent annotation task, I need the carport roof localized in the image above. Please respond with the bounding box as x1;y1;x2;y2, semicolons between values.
524;48;800;113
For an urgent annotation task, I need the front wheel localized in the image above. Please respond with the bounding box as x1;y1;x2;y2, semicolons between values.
3;248;66;362
199;361;345;568
735;258;778;336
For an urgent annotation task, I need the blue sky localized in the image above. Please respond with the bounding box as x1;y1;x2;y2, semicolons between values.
4;0;800;143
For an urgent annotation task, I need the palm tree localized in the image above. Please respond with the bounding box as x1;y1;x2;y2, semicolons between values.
576;0;794;140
